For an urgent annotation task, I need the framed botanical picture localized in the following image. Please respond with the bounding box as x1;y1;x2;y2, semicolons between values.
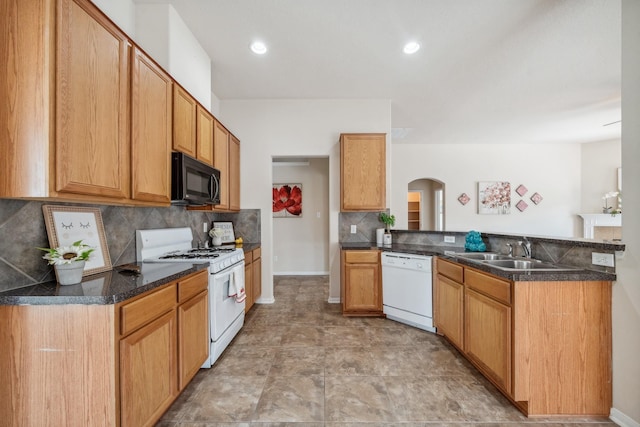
272;183;303;218
42;205;112;276
478;181;511;214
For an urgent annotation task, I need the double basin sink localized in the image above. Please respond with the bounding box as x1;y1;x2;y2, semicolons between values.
453;252;580;272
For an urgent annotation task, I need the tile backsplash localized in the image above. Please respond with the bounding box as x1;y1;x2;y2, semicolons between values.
0;199;260;292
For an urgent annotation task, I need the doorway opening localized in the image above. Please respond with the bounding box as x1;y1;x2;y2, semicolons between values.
272;157;330;275
408;178;445;231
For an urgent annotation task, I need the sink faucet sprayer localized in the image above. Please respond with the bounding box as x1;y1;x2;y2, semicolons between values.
518;238;532;258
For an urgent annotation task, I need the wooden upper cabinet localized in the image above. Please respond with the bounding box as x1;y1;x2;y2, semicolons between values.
0;0;54;198
196;105;215;166
131;47;172;204
213;119;230;209
340;133;386;211
56;0;131;199
229;134;241;211
172;85;197;157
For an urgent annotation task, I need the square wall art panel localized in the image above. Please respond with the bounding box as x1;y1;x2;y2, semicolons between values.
478;181;511;214
272;183;302;217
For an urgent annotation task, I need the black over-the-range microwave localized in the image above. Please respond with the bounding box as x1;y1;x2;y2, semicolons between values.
171;152;221;206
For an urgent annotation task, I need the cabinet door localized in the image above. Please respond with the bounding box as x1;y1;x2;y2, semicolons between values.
252;252;262;303
131;47;172;204
244;261;253;313
178;290;209;390
213;119;230;209
344;263;381;313
56;0;130;199
173;85;197;156
465;288;511;394
340;133;386;211
196;105;214;166
229;134;241;211
120;310;177;427
434;274;464;350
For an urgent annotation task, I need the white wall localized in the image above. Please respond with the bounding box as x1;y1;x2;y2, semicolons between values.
392;144;582;238
219;99;391;302
272;159;330;275
135;4;170;67
135;4;212;109
90;0;136;37
611;2;640;425
581;140;622;213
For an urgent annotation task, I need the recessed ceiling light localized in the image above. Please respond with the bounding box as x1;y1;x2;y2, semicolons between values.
250;41;267;55
403;42;420;55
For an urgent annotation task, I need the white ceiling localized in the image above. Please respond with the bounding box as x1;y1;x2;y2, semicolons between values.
139;0;621;145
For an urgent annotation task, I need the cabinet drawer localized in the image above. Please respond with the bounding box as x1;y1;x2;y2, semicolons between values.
253;247;261;260
344;250;378;264
437;258;464;282
244;250;253;264
465;269;511;305
121;284;177;336
178;271;208;303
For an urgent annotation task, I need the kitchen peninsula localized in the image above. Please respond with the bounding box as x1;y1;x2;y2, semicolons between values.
340;228;622;417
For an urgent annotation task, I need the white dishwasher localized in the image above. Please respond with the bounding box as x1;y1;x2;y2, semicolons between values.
381;252;435;333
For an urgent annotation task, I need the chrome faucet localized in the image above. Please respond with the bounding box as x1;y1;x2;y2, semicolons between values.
518;238;532;258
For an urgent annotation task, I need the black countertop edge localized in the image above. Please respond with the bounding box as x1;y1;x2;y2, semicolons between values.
340;242;616;282
0;262;210;306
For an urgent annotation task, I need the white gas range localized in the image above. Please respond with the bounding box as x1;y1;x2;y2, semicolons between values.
136;227;245;368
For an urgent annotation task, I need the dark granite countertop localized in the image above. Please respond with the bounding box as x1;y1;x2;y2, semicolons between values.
0;262;210;306
241;242;261;252
341;242;616;282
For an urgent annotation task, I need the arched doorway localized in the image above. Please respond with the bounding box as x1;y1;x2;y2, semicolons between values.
408;178;445;231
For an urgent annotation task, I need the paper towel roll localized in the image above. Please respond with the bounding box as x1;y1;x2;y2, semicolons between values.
376;228;385;245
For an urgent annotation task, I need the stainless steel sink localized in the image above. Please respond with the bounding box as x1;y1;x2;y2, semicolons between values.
453;253;580;271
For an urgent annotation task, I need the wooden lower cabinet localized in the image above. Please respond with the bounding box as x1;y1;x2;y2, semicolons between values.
434;257;612;417
341;250;383;316
0;270;209;427
434;273;464;350
464;288;511;393
244;246;262;312
120;310;178;427
177;290;209;390
252;248;262;303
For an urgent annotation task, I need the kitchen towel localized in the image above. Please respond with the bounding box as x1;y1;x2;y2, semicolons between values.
228;269;246;303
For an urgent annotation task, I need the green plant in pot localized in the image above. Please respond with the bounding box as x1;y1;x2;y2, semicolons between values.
379;212;395;245
379;212;395;232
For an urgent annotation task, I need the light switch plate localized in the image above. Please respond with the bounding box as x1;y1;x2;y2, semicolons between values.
350;225;357;234
444;236;455;243
592;252;615;267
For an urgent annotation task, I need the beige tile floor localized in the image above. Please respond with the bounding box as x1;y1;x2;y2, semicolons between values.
158;275;616;427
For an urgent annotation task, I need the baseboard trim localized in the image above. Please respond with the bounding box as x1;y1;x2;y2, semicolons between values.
327;297;341;304
610;408;640;427
273;271;329;276
254;296;275;304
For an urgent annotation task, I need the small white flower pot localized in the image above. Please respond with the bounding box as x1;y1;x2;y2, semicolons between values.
383;233;392;245
54;261;85;285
